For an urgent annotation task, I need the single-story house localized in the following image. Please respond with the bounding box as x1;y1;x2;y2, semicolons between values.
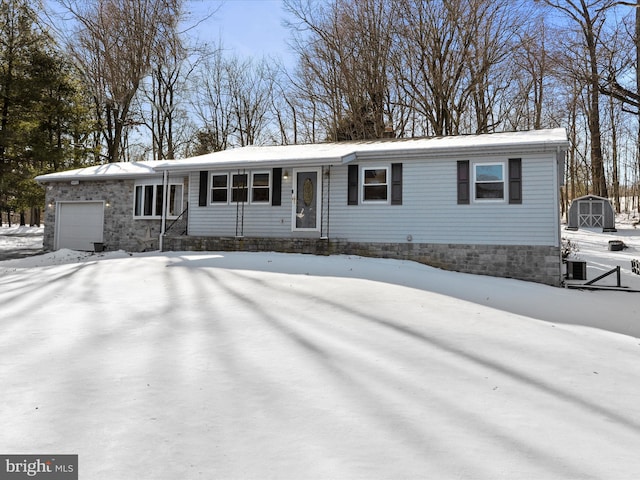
36;128;569;285
566;194;616;232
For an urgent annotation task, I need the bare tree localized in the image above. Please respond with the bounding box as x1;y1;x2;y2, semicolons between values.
542;0;614;197
61;0;181;162
191;46;234;153
285;0;396;140
190;47;273;152
140;29;201;160
466;1;523;133
507;16;552;130
392;0;522;136
226;56;273;146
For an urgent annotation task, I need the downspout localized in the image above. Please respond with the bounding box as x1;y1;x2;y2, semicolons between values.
320;166;324;239
556;146;564;286
235;169;245;237
321;165;330;240
159;169;168;251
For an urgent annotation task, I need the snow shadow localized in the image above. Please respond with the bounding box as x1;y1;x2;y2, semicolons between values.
161;261;638;478
164;251;640;339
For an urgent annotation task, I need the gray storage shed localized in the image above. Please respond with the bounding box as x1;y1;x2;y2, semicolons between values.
566;195;616;231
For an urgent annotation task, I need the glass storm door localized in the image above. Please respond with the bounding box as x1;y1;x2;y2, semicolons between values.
293;169;320;231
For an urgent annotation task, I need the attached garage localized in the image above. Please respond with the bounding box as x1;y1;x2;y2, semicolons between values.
55;201;105;251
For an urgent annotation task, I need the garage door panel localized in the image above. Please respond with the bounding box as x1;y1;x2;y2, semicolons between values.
56;202;104;251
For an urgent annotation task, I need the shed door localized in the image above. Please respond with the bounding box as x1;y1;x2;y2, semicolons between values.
578;200;604;228
55;202;104;251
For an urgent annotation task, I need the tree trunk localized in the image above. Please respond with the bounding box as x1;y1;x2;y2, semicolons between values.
609;95;620;212
636;5;640;212
587;53;607;197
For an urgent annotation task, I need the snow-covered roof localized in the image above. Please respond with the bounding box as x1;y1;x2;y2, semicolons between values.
36;128;568;182
35;161;162;183
156;128;568;172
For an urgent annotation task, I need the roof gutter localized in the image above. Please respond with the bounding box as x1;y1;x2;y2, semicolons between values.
159;169;168;252
350;140;570;162
153;156;346;173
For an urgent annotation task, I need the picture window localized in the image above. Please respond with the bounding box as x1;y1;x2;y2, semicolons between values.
134;183;183;218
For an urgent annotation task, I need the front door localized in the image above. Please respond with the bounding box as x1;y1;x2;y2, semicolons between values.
292;169;321;231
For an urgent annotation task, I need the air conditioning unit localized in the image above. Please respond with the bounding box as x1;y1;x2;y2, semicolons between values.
565;260;587;280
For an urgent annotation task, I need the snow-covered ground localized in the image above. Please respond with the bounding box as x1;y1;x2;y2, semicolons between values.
0;225;44;260
1;223;640;479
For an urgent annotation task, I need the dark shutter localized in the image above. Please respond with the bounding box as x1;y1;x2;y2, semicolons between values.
272;168;282;206
199;171;208;206
348;164;358;205
457;161;470;204
391;163;403;205
509;158;522;204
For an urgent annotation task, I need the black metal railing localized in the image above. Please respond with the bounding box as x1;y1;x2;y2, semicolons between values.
164;205;188;236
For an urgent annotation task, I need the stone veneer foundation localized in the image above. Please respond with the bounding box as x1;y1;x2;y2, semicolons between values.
162;236;562;286
42;181;561;285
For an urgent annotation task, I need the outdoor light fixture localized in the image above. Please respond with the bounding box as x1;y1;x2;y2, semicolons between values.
283;170;289;180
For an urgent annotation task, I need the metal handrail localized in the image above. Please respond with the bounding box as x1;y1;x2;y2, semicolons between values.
164;205;188;236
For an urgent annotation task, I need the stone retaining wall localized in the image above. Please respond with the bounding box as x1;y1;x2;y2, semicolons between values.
162;235;561;285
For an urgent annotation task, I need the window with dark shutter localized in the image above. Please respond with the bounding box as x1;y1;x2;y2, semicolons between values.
509;158;522;204
348;164;358;205
391;163;402;205
199;171;208;206
457;161;470;204
272;168;282;206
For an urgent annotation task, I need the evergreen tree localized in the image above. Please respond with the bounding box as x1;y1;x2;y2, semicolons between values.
0;0;93;225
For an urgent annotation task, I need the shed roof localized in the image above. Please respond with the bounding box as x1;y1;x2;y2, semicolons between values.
570;194;612;203
36;128;568;182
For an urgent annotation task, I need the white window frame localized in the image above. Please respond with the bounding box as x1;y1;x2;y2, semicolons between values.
250;171;271;204
231;173;249;203
473;162;506;202
133;182;183;219
361;166;390;204
210;173;230;205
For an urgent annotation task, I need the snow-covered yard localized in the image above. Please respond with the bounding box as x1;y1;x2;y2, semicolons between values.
1;222;640;479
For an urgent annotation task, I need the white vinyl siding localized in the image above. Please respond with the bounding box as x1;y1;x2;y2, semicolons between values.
188;171;293;237
186;152;560;247
328;154;559;246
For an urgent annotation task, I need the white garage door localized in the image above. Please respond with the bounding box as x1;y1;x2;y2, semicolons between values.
56;202;104;251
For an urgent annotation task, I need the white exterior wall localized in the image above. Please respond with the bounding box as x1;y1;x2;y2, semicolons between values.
328;153;559;246
186;151;560;247
187;171;295;237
